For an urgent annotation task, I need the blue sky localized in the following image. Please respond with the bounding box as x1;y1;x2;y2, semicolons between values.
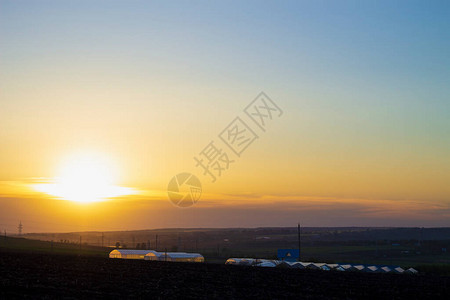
1;1;449;230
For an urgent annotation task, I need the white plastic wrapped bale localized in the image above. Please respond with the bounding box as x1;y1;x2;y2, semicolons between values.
339;264;353;271
378;266;392;273
405;267;419;274
299;262;314;269
351;265;366;272
393;267;405;274
325;264;339;270
365;266;378;273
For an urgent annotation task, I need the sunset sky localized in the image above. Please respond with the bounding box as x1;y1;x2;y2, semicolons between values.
1;1;449;232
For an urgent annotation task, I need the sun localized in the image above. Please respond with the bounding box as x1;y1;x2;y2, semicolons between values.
34;152;135;203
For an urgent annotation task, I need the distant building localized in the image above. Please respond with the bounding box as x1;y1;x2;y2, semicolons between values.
151;252;204;263
109;249;204;263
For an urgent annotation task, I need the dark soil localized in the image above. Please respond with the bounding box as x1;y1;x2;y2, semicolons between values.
0;251;449;299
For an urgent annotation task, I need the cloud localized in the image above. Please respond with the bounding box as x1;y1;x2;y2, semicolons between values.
1;180;449;232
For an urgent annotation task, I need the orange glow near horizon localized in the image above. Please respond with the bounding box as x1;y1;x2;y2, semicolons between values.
33;152;135;203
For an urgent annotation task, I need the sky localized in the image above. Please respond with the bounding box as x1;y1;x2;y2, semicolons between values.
0;0;449;233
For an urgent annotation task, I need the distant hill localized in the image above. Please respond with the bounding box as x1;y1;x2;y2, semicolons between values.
15;227;450;267
22;227;450;247
0;235;109;257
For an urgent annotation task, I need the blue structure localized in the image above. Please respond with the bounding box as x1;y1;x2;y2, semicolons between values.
277;249;299;262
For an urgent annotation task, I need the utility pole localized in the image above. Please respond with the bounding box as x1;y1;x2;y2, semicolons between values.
298;223;301;261
79;236;82;251
18;221;23;236
155;234;158;251
101;232;104;248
